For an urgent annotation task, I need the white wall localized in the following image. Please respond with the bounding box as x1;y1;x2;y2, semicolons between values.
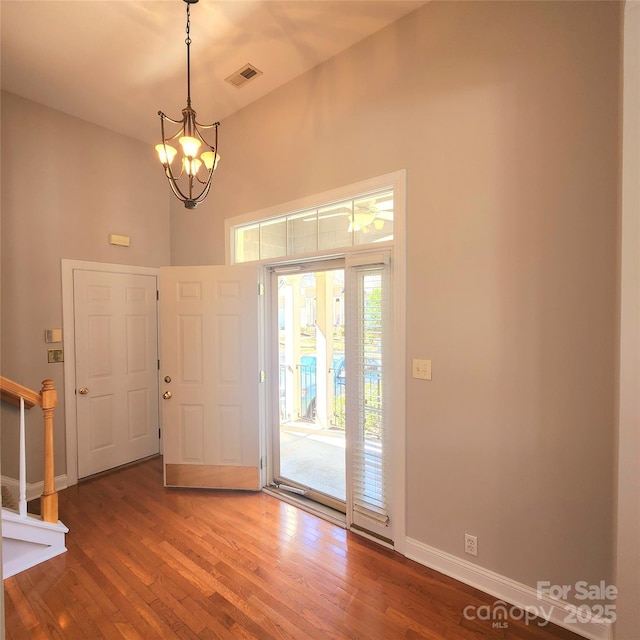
171;0;621;609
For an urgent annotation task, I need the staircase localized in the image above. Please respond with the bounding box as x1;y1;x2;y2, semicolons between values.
1;377;68;578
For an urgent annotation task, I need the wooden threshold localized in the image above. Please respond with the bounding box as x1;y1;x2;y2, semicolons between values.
165;462;260;490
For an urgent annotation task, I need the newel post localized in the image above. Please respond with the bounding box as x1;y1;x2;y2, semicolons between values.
40;379;58;524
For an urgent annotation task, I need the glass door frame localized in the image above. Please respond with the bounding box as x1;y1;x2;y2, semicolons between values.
268;258;347;514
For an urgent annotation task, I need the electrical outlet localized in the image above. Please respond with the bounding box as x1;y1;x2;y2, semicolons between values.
464;533;478;557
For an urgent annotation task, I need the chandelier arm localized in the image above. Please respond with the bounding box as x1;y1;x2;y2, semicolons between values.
164;130;186;144
194;177;214;203
194;168;214;186
164;173;212;209
194;120;221;130
166;174;193;203
190;124;218;194
158;110;187;127
193;124;218;189
158;115;184;182
192;122;219;187
192;121;221;153
159;127;195;203
164;163;188;192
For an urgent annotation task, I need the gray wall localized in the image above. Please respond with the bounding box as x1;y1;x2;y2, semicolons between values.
171;0;621;606
1;92;171;481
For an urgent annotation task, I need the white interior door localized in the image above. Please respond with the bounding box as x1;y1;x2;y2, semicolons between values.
74;270;160;478
160;265;261;490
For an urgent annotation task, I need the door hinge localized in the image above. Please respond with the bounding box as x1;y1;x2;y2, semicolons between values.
158;359;160;370
156;290;159;301
259;370;266;383
258;283;264;296
260;456;266;470
158;428;161;439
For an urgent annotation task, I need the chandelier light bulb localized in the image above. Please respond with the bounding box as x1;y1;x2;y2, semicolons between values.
155;144;178;166
179;135;201;158
183;157;202;176
201;151;221;170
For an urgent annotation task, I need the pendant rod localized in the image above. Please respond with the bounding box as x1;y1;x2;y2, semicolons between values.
185;1;192;109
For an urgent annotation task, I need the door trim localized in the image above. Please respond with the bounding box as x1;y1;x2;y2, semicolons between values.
61;259;160;487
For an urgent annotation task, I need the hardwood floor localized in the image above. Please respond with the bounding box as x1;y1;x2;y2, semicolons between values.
5;457;582;639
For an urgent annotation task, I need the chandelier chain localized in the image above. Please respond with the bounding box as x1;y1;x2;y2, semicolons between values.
185;2;192;108
185;2;191;46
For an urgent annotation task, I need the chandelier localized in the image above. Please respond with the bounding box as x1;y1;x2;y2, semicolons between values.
156;0;220;209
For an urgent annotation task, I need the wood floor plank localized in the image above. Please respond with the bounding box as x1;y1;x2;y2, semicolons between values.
4;456;585;640
4;573;40;635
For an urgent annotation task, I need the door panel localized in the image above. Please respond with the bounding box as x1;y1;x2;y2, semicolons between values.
273;266;347;510
74;270;159;478
160;265;260;490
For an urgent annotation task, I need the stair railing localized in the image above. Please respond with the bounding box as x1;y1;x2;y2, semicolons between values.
0;377;58;523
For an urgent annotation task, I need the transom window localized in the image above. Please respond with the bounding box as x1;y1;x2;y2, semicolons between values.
233;190;394;263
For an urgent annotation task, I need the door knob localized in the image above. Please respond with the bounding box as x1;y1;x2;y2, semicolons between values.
78;387;89;395
163;391;172;399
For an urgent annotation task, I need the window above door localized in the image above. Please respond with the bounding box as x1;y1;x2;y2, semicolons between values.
226;171;404;266
233;190;393;263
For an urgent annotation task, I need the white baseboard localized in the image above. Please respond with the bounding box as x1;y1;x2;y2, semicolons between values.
405;537;613;640
1;474;68;503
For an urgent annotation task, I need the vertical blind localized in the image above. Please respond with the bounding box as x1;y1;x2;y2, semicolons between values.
347;252;391;538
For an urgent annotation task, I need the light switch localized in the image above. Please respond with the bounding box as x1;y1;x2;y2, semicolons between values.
44;328;62;343
412;358;432;381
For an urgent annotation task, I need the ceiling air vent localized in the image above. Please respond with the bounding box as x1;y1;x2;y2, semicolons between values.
225;64;263;88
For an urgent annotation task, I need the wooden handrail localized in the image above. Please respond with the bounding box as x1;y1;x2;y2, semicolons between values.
0;377;58;523
0;376;40;409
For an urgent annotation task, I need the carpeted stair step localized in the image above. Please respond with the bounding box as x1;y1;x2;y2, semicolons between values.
1;485;19;511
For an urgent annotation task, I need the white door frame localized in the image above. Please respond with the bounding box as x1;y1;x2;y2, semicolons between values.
61;259;160;487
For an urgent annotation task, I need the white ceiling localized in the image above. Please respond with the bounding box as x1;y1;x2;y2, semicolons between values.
1;0;426;145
